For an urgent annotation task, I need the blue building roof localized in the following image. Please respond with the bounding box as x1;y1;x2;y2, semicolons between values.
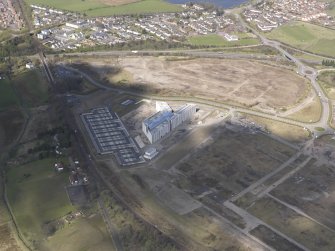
144;110;173;130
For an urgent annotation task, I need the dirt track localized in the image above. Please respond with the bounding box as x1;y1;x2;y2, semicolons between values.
116;57;309;111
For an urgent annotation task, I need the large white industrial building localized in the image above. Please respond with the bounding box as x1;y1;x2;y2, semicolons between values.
142;102;196;143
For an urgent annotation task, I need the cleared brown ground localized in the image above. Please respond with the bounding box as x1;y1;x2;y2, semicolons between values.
99;0;140;6
0;224;20;251
85;57;310;112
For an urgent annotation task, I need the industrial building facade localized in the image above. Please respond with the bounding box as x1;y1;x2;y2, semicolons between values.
142;103;196;143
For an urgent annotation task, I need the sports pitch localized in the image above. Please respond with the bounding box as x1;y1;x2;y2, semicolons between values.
266;21;335;57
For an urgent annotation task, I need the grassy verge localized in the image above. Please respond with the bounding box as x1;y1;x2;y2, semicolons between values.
266;21;335;57
214;45;279;55
318;71;335;99
244;115;310;143
286;97;322;123
187;33;259;47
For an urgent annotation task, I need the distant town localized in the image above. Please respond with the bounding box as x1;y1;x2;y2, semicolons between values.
24;0;334;51
32;3;243;50
0;0;24;29
244;0;335;31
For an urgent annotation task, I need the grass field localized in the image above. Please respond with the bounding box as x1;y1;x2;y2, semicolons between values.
25;0;182;16
7;158;75;248
12;69;49;107
0;79;19;110
44;215;115;251
0;109;24;148
266;22;335;57
318;71;335;99
187;33;259;47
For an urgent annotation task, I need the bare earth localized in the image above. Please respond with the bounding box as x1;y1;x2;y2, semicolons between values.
113;57;309;112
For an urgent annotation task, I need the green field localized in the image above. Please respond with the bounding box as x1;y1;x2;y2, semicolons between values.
25;0;182;16
187;33;259;47
0;30;11;42
13;69;49;107
318;70;335;99
0;78;19;110
44;216;115;251
0;109;24;148
7;158;74;247
0;69;48;110
266;21;335;57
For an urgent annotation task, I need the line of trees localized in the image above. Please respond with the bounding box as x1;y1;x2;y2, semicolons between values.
322;59;335;67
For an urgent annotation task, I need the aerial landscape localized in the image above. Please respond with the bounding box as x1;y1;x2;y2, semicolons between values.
1;0;335;250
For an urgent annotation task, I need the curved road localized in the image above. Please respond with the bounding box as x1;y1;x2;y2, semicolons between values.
237;14;333;136
57;22;334;136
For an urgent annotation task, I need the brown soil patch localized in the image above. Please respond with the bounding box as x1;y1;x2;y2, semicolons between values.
121;57;309;110
83;57;310;112
0;224;20;251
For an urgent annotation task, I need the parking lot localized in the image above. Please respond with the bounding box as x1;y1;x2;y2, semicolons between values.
81;106;144;166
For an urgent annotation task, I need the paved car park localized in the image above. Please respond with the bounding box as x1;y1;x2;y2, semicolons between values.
81;106;144;166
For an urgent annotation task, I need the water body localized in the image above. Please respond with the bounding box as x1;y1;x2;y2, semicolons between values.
167;0;249;9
